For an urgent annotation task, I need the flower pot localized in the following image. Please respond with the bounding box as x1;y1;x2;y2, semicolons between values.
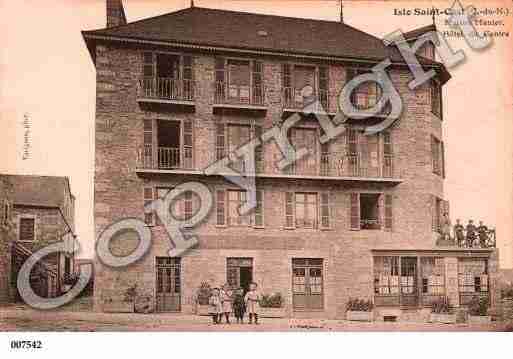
346;311;373;322
467;315;492;325
259;307;286;318
429;313;457;324
103;301;133;313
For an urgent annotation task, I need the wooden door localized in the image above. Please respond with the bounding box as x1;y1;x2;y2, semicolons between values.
156;257;181;312
292;258;324;311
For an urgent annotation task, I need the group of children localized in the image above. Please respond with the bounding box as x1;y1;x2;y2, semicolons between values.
208;282;260;325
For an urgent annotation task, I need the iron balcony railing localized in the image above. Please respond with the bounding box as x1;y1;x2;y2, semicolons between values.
278;152;396;178
138;77;195;102
214;81;264;106
436;227;496;249
282;87;329;112
137;146;194;170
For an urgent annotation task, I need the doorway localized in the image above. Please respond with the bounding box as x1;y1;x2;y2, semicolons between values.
227;258;253;293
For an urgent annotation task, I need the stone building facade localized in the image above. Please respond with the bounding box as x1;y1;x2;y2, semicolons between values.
0;174;77;302
84;1;499;320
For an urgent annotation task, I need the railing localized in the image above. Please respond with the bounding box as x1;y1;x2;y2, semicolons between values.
349;94;392;117
436;227;496;248
138;77;195;102
214;81;264;106
137;146;193;170
282;87;328;112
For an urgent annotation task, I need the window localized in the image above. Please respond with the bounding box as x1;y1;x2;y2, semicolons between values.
431;135;444;176
292;258;324;310
228;190;250;226
155;119;194;170
215;58;263;105
141;52;194;100
360;193;381;230
431;195;448;233
421;257;445;301
431;80;442;118
374;256;400;296
19;217;35;241
216;189;264;228
458;258;489;306
155;187;196;226
347;68;381;110
294;193;317;229
143;187;155;226
216;122;263;172
228;124;251;173
282;64;328;109
227;258;253;292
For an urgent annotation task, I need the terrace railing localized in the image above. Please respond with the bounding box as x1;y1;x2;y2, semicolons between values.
282;87;328;112
137;146;193;170
214;81;264;106
138;77;195;102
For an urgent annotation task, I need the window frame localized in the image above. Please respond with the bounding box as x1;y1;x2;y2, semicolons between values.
17;215;36;242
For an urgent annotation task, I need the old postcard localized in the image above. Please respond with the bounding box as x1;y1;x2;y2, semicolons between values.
1;0;512;356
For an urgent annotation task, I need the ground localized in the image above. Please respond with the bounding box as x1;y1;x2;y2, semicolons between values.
1;298;511;331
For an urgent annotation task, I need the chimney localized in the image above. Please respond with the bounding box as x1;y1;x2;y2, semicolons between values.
106;0;127;28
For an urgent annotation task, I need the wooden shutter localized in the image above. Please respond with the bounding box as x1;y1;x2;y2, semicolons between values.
318;66;328;109
19;217;35;241
283;63;292;106
143;119;154;168
182;119;193;169
285;192;295;228
346;128;359;176
181;55;193;100
384;194;393;231
216;190;226;226
350;193;360;230
254;190;264;228
215;58;226;102
441;141;446;178
430;194;437;232
143;52;154;78
253;124;263;173
184;191;193;226
252;61;263;104
383;131;393;177
215;122;226;161
320;192;331;229
143;187;155;226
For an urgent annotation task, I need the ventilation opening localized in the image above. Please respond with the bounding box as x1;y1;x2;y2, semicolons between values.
383;315;397;322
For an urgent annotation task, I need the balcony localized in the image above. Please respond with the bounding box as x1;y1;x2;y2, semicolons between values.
213;81;266;111
136;146;200;175
137;77;196;106
282;87;332;115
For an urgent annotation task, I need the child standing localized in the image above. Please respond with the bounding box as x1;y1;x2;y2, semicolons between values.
244;282;261;324
208;288;222;324
232;287;246;324
220;284;233;324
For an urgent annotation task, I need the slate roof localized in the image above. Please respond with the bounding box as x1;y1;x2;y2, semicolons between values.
0;174;71;208
83;6;448;77
402;24;437;41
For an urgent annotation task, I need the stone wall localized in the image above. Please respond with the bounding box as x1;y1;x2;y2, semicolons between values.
0;178;14;303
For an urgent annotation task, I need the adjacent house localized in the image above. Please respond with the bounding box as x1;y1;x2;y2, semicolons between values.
0;174;77;302
83;1;499;320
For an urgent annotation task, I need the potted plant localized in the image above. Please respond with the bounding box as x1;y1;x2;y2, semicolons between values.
467;296;491;324
195;282;212;316
429;296;456;324
259;293;286;318
346;298;374;322
103;284;137;313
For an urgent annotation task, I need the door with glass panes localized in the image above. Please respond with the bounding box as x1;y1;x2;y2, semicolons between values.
155;257;181;312
292;258;324;310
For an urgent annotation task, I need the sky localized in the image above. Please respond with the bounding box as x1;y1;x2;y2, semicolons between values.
0;0;512;268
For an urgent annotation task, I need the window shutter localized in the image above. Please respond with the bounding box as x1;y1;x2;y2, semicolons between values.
283;64;292;107
384;194;393;231
19;218;35;241
285;192;295;228
143;119;154;168
143;187;155;226
215;58;225;83
215;122;226;161
216;189;226;226
215;58;226;102
143;52;154;78
383;131;393;177
320;192;331;229
430;194;436;232
350;192;360;230
252;61;263;104
346;128;359;176
253;124;263;173
254;190;264;228
441;141;446;179
183;119;194;169
318;66;328;109
184;191;193;226
181;55;193;100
